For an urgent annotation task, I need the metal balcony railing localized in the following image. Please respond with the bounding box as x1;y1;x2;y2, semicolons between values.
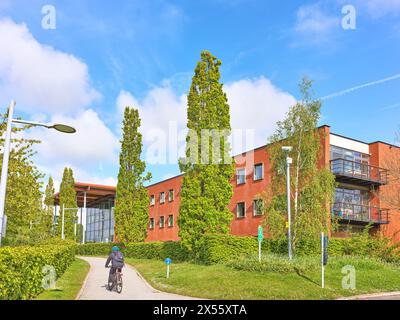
332;202;389;224
330;158;388;186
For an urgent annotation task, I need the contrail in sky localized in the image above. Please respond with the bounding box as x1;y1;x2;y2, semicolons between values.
320;73;400;100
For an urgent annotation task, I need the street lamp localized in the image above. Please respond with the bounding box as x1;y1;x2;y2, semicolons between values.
282;146;293;260
0;100;76;246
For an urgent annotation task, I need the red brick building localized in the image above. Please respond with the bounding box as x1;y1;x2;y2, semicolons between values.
62;125;400;243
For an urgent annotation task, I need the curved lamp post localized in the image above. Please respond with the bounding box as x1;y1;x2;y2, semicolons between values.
0;100;76;246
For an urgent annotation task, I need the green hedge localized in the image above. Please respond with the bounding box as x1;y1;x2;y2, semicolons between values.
0;242;76;300
197;234;400;264
198;234;258;264
77;241;189;262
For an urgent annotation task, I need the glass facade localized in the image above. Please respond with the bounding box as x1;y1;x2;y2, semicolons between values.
85;197;114;243
330;145;370;177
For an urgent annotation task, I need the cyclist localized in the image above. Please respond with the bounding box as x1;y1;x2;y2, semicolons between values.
105;246;124;289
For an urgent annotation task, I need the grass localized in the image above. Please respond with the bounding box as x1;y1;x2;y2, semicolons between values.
35;257;90;300
126;256;400;300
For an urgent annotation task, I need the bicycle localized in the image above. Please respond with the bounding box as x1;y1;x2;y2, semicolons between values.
107;266;123;294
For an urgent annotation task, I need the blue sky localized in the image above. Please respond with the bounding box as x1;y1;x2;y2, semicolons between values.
0;0;399;188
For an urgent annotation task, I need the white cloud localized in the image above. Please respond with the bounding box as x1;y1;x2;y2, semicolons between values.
27;109;119;166
225;77;296;149
117;87;187;133
293;3;340;46
0;18;100;114
21;109;119;189
117;77;295;161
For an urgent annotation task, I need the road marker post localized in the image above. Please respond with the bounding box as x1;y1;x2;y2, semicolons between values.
258;225;263;263
165;257;171;278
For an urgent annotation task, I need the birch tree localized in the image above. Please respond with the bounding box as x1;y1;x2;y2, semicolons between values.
264;77;336;250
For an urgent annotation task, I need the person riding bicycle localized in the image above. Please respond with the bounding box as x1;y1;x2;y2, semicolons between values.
105;246;124;286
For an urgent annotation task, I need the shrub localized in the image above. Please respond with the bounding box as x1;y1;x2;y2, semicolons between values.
0;243;76;300
227;254;319;274
198;234;258;264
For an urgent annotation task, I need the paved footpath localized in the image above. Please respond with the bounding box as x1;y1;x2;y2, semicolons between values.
77;256;200;300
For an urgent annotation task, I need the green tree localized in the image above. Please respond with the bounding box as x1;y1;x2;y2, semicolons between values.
0;110;45;245
264;77;336;250
114;107;151;242
178;50;234;255
43;176;55;234
57;168;77;240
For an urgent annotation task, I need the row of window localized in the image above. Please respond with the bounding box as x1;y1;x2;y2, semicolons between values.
150;189;175;205
148;163;264;206
236;199;264;218
236;163;264;185
149;214;174;229
149;199;264;229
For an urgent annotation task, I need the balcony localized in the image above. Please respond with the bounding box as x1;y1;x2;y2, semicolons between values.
330;158;388;187
332;202;389;225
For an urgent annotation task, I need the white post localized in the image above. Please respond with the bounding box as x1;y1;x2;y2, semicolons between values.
321;232;324;289
286;156;292;260
258;240;261;263
0;100;16;246
82;191;87;244
166;265;170;279
61;204;65;240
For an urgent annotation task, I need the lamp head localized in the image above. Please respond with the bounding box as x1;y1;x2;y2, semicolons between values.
51;124;76;134
282;146;293;152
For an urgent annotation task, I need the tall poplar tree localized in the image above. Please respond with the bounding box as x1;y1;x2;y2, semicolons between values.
178;50;234;254
44;176;55;234
57;168;77;240
114;107;151;242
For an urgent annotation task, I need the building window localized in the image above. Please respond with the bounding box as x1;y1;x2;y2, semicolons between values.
150;195;155;206
160;192;165;204
168;214;174;227
253;199;264;216
237;202;246;218
159;216;165;228
149;218;155;229
168;189;174;202
254;163;264;180
236;168;246;185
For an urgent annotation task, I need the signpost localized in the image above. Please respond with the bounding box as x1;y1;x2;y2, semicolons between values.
165;257;171;278
258;225;263;262
321;232;328;288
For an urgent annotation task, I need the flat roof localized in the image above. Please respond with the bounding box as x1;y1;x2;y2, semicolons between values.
54;182;116;207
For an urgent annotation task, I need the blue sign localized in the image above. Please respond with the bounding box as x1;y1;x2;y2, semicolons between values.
322;236;328;266
165;257;171;265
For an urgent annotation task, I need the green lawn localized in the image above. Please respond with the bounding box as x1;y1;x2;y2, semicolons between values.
126;257;400;300
36;257;90;300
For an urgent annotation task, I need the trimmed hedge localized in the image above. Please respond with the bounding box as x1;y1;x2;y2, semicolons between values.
77;241;189;262
197;234;400;264
198;234;258;264
0;242;76;300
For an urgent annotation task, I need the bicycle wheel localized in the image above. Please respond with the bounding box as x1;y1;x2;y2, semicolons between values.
116;273;123;294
